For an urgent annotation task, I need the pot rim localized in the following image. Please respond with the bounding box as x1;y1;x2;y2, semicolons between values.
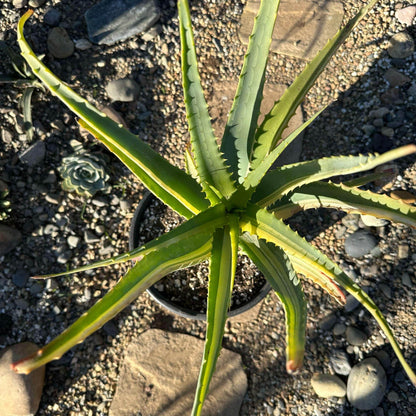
129;191;271;321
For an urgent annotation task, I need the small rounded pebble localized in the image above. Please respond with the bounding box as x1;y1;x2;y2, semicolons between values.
347;358;387;410
47;27;74;59
311;373;346;398
344;230;378;258
44;8;61;26
12;268;29;288
387;32;415;59
346;326;367;346
106;78;141;102
330;350;351;376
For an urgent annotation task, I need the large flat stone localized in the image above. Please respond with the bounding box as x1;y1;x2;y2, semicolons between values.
0;342;45;416
85;0;160;45
239;0;344;60
109;329;247;416
208;81;303;165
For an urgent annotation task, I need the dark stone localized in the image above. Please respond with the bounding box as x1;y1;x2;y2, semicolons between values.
43;8;61;26
0;313;13;336
85;0;160;46
370;133;393;153
0;225;22;256
18;140;46;166
12;269;29;288
102;320;119;337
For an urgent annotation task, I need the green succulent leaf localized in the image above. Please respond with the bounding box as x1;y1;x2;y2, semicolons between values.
19;86;35;141
231;107;325;207
253;145;416;207
220;0;280;182
272;181;416;228
250;0;380;170
13;223;214;374
179;0;235;200
17;11;208;219
192;216;239;416
240;233;306;373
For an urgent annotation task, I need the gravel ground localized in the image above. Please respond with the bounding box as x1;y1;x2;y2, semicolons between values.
0;0;415;415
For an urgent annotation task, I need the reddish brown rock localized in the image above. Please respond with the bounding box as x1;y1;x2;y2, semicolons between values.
239;0;344;60
109;329;247;416
0;342;45;415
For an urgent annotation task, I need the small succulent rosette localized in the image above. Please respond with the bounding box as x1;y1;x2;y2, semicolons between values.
58;149;110;198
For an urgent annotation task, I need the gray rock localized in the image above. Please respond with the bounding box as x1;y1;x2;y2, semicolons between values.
333;323;346;336
75;39;93;51
330;349;352;376
387;32;415;59
47;27;74;59
319;313;337;331
347;357;387;410
109;329;247;416
344;230;378;258
84;230;100;243
384;68;411;87
67;235;80;248
311;373;346;398
85;0;160;46
346;326;367;346
19;140;46;166
43;8;61;26
395;6;416;26
105;78;141;102
239;0;344;60
0;225;22;256
119;199;132;211
0;342;45;415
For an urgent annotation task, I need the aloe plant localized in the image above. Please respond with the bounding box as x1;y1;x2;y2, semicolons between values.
13;1;416;414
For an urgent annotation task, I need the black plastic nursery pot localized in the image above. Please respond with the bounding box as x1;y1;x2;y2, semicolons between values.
129;192;271;321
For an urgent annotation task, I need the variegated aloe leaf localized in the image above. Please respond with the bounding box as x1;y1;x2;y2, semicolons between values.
288;254;346;305
240;204;416;386
240;233;306;373
17;11;207;219
220;0;280;182
272;181;416;228
183;142;222;205
178;0;235;200
12;222;215;374
253;145;416;207
250;0;380;170
32;204;228;280
192;217;239;416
